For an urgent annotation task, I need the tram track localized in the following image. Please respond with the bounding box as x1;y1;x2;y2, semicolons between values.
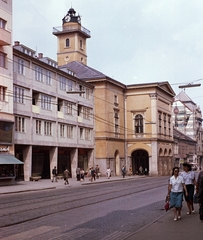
0;179;168;228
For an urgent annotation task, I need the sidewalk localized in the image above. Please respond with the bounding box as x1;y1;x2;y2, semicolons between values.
0;175;145;195
127;203;203;240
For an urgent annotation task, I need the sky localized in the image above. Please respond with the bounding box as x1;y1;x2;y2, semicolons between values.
13;0;203;111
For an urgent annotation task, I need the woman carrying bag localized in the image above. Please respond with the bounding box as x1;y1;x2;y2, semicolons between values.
167;167;188;221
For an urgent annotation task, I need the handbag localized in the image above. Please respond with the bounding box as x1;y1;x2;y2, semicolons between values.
164;201;170;211
193;193;198;204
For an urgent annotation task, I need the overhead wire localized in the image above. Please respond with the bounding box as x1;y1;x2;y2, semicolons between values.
1;55;163;136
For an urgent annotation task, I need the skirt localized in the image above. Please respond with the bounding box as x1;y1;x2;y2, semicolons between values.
170;192;183;208
184;184;194;202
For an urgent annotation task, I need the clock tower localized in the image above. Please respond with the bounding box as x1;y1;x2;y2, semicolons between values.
53;7;91;66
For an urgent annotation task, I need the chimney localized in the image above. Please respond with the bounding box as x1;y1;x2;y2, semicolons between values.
14;41;20;46
38;53;43;59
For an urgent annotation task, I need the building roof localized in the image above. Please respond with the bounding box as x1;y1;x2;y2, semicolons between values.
173;127;196;143
62;61;175;95
62;61;106;80
174;91;196;111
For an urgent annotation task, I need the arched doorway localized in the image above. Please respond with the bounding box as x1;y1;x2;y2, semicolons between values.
132;150;149;175
115;150;120;176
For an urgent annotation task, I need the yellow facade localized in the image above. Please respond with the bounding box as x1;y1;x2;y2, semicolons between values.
54;8;176;176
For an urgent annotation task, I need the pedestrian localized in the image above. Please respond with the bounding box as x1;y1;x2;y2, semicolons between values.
121;165;126;178
167;167;188;221
63;168;70;185
129;165;133;176
180;163;196;214
90;167;96;182
144;168;148;175
139;166;143;175
196;169;203;220
106;167;111;179
88;167;92;181
95;165;100;179
76;167;80;181
52;166;58;182
80;169;85;181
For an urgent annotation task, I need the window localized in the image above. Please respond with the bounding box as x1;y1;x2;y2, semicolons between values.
168;116;171;136
18;59;24;75
135;114;143;133
14;86;24;103
66;38;70;47
60;124;65;137
0;52;6;68
79;85;85;97
80;40;83;49
78;105;82;117
59;76;66;90
44;121;52;136
159;113;162;134
36;120;41;134
115;112;119;136
67;125;74;138
65;101;73;115
15;116;25;133
0;18;6;29
41;94;51;110
86;88;90;99
67;79;73;91
114;95;118;106
85;128;91;140
0;86;6;101
46;71;51;85
163;113;166;135
35;66;43;82
80;128;84;139
83;107;91;120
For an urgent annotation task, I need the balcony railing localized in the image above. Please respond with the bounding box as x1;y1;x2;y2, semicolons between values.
53;25;91;37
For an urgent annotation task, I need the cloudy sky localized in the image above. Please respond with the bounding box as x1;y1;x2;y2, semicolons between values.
13;0;203;110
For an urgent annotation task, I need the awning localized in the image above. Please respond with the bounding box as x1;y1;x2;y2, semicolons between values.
0;154;24;164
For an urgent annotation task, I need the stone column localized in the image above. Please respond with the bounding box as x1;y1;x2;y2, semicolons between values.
149;93;158;136
23;145;32;181
150;141;158;176
71;148;78;179
50;147;58;179
88;149;94;169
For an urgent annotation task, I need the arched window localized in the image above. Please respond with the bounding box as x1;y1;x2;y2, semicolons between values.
66;38;70;47
135;114;143;133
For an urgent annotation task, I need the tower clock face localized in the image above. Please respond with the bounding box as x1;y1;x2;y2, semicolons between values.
65;15;71;22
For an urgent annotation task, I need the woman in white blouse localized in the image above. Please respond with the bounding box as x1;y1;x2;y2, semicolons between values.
168;167;188;221
181;163;196;214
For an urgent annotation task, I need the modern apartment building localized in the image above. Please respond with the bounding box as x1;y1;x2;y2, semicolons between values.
13;42;95;181
0;0;23;185
173;91;203;169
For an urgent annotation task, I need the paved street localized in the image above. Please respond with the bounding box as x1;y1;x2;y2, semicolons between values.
0;175;202;240
0;176;169;239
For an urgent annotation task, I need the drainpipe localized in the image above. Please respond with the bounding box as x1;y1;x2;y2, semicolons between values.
124;90;127;168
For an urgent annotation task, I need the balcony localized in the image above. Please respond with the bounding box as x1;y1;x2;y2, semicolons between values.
53;25;91;38
32;105;40;114
58;111;64;119
0;28;11;46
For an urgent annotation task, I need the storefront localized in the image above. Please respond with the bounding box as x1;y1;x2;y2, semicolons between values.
0;152;24;185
